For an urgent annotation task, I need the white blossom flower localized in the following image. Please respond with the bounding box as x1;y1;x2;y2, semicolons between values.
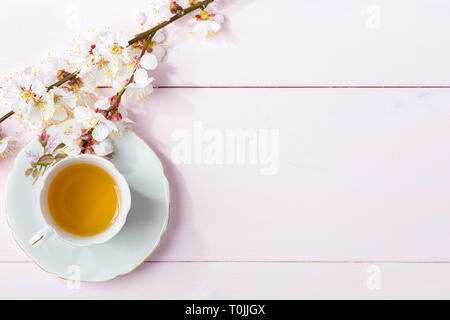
49;87;77;121
177;0;205;8
74;86;98;109
2;68;55;128
92;137;114;156
112;53;158;92
73;106;119;136
95;96;134;125
148;31;166;60
92;31;135;90
55;106;119;157
150;0;182;23
129;32;162;69
67;35;98;75
140;53;158;71
45;56;72;75
67;32;127;90
123;36;160;103
97;31;130;63
124;69;155;102
130;69;154;89
131;8;165;58
189;10;224;37
53;120;82;156
40;56;73;85
41;56;97;109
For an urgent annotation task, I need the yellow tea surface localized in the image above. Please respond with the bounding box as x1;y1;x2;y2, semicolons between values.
47;163;120;236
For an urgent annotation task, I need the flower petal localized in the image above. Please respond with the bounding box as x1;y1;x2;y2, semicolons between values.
45;56;59;71
152;45;166;60
140;53;158;70
27;106;42;128
53;107;68;121
92;139;114;156
31;79;47;95
214;14;225;25
92;123;110;142
153;31;165;42
94;99;111;110
105;118;119;132
209;21;222;34
73;106;89;119
100;31;114;45
131;69;150;88
117;33;129;48
40;103;55;121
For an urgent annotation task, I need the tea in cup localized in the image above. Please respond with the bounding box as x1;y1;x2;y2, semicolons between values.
29;155;131;247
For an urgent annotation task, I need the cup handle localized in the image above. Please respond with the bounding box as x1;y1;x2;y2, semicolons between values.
29;226;54;248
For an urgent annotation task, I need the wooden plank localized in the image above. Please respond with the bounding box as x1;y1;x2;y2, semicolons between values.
1;1;450;86
2;88;450;262
1;262;450;299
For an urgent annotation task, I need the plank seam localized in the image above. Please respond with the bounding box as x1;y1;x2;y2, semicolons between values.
2;86;450;90
155;86;450;89
3;260;450;264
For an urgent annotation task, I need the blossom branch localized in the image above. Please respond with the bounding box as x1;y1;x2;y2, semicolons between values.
128;0;215;45
110;33;155;110
0;0;216;125
111;0;217;107
0;72;80;124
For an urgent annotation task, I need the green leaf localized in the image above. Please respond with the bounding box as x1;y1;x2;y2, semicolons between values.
25;168;33;177
37;154;54;166
32;169;39;179
52;143;66;153
54;153;68;162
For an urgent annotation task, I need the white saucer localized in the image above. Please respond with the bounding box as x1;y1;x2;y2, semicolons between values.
5;129;170;281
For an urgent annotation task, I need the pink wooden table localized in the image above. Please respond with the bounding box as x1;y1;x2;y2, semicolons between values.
2;0;450;299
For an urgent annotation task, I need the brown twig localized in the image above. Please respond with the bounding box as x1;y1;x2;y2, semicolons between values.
0;110;14;124
47;71;79;90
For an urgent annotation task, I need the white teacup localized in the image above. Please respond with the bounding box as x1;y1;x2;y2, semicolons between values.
29;155;131;248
